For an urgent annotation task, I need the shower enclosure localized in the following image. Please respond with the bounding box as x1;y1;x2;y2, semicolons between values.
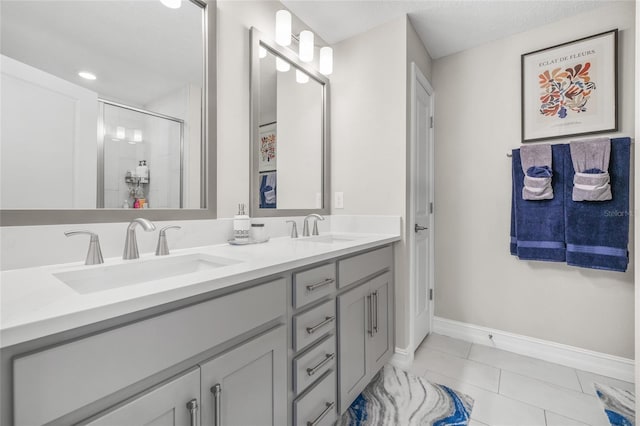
98;100;184;209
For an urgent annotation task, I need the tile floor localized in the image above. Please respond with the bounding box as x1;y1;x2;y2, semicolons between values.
409;334;635;426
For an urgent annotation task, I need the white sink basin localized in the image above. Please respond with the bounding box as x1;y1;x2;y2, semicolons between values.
54;254;241;294
298;235;359;244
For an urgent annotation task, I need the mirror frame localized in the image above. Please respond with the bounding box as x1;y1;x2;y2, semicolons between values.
0;0;217;226
249;27;330;217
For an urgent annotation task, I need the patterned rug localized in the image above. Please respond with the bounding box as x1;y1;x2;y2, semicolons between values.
338;364;474;426
594;383;635;426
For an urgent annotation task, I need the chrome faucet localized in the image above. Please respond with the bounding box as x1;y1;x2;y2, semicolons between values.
64;230;104;265
155;225;181;256
123;218;156;260
303;214;324;237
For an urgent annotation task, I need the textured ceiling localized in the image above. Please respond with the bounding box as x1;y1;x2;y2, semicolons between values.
281;0;622;59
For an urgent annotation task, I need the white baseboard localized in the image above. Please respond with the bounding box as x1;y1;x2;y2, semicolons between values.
433;316;634;383
389;346;414;370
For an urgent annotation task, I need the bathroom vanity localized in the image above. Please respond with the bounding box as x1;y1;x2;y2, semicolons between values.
0;233;397;425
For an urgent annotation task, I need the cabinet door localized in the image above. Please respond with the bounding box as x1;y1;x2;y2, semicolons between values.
200;326;287;426
368;272;392;374
337;283;369;413
85;368;200;426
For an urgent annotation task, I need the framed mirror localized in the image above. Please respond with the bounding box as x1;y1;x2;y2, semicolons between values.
0;0;216;225
250;28;330;217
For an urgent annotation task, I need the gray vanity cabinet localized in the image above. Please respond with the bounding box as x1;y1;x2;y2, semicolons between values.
199;326;287;426
337;270;394;414
85;369;201;426
367;272;392;374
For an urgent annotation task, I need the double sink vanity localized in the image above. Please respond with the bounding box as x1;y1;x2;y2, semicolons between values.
0;222;399;426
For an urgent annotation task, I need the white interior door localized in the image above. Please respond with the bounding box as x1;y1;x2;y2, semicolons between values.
410;63;434;352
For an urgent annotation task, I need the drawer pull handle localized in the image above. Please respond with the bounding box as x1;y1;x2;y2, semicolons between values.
306;278;335;292
186;398;198;426
211;384;222;426
306;316;335;334
307;401;335;426
306;352;336;376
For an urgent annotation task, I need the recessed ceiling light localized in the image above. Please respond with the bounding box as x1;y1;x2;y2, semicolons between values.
78;71;96;80
160;0;181;9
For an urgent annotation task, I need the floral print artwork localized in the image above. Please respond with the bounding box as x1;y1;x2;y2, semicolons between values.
260;133;276;163
538;62;596;119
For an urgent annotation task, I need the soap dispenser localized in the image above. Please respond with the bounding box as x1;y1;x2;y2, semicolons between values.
233;203;250;241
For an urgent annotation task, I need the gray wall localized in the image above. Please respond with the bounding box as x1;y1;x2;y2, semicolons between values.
432;2;635;358
331;17;433;351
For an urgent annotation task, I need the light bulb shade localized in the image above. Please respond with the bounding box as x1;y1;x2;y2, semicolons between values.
258;46;267;59
160;0;181;9
299;30;314;62
296;70;309;84
116;126;126;139
133;129;142;142
276;57;290;72
319;46;333;75
275;10;291;46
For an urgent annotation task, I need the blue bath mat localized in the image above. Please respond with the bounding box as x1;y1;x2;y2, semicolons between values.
595;383;635;426
339;364;474;426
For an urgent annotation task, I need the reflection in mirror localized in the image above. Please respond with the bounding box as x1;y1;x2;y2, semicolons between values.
251;28;330;217
1;0;208;213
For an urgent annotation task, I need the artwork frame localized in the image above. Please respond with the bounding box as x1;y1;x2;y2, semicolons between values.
258;122;277;172
521;29;618;143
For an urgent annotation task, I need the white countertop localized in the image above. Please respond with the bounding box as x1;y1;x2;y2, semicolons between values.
0;232;399;348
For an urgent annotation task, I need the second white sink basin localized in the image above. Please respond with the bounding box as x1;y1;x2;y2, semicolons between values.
299;235;358;244
54;254;241;294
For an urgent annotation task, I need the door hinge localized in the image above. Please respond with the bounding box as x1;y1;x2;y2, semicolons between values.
429;202;433;214
429;116;434;128
429;289;433;301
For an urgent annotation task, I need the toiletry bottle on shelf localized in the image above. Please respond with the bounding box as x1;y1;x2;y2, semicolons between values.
233;203;250;241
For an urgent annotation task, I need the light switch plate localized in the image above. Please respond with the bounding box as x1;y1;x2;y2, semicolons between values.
335;192;344;209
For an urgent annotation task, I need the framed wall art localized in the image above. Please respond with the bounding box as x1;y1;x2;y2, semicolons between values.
521;29;617;142
258;122;277;172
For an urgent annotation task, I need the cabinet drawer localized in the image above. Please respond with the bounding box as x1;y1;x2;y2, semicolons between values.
294;370;337;426
338;245;392;288
293;334;336;394
293;300;336;352
293;263;336;309
14;279;286;426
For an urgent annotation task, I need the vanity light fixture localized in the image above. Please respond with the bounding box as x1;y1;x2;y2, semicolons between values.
160;0;181;9
116;126;126;140
296;70;309;84
273;10;333;76
276;57;290;72
259;46;267;59
319;47;333;75
275;10;291;47
78;71;97;80
299;30;314;62
133;129;143;142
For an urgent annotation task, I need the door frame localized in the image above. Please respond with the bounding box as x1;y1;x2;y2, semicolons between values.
408;62;435;353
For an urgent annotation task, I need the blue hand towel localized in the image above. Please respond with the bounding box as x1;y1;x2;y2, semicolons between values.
512;145;566;261
259;172;277;209
564;137;630;272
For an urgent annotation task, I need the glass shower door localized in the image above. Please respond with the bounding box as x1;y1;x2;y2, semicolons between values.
99;101;183;209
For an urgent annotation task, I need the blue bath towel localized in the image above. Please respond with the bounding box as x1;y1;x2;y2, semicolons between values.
564;137;630;272
511;146;566;261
